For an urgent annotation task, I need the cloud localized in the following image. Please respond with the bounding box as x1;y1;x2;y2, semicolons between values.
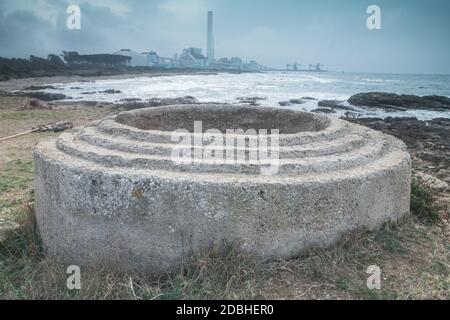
158;0;208;21
0;9;54;57
0;0;131;57
0;0;449;73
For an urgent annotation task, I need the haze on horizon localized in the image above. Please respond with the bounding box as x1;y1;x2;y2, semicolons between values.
0;0;449;75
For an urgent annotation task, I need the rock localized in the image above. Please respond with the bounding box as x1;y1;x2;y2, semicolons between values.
312;108;336;114
146;96;198;106
29;99;45;109
385;116;417;123
33;121;73;133
289;99;305;104
120;98;143;103
301;97;318;101
415;172;449;192
116;96;200;110
317;100;355;111
82;101;98;107
99;89;122;94
19;99;52;110
278;101;291;106
18;91;67;101
317;100;343;108
343;111;361;118
348;92;450;111
344;116;449;180
236;97;263;106
236;97;266;104
422;95;450;106
430;117;450;126
23;85;59;91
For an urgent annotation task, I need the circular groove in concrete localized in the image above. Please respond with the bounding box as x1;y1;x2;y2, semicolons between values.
34;104;412;273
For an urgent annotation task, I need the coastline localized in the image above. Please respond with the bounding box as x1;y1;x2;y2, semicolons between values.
0;69;248;92
2;71;448;122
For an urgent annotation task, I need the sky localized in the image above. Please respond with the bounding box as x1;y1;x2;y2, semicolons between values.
0;0;449;74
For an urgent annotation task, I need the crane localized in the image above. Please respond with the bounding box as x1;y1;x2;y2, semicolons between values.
315;63;324;71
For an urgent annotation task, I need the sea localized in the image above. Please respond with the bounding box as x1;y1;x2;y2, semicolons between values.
42;71;450;120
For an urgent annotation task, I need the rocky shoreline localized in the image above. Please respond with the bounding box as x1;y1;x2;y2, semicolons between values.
345;116;449;186
0;70;241;92
236;92;450;118
312;92;450;115
2;72;449;119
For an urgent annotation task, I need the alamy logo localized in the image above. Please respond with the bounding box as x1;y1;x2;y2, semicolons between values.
367;5;381;30
66;5;81;30
171;121;280;175
366;265;381;290
66;265;81;290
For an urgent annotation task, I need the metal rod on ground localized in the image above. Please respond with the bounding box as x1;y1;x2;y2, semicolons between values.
0;121;73;142
0;129;38;142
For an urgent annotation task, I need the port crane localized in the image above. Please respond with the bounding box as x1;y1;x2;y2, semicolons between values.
286;62;299;71
286;62;327;72
308;63;325;71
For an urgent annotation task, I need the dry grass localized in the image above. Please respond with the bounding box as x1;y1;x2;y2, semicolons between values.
0;97;448;300
0;204;267;300
0;184;448;300
264;216;448;300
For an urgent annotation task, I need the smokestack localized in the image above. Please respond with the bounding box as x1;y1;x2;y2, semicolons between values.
207;11;214;61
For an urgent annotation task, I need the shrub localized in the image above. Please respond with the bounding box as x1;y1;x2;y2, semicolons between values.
410;179;440;224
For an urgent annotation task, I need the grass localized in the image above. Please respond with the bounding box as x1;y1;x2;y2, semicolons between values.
0;205;266;299
0;154;447;299
0;207;447;299
0;159;34;194
411;178;440;224
374;227;408;255
0;110;68;121
0;153;266;299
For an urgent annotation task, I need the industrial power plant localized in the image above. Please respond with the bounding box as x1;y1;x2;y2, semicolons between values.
103;11;269;71
62;11;324;73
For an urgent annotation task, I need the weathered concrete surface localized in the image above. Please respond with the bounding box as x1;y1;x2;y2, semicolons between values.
34;104;411;273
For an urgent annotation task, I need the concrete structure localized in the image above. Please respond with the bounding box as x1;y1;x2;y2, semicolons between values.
113;49;148;67
34;105;411;273
179;47;207;67
143;51;160;67
207;11;214;62
104;11;270;70
231;57;243;67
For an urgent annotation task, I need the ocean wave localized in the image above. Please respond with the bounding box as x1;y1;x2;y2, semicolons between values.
41;72;450;120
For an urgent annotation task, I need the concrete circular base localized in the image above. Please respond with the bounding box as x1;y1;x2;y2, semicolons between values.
34;105;411;273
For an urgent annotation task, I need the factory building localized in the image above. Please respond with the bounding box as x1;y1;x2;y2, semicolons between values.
179;47;208;67
105;11;268;70
143;51;160;66
113;49;148;67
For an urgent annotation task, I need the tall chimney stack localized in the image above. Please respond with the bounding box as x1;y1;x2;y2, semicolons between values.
207;11;214;61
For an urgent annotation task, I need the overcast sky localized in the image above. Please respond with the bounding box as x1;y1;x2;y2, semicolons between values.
1;0;449;74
